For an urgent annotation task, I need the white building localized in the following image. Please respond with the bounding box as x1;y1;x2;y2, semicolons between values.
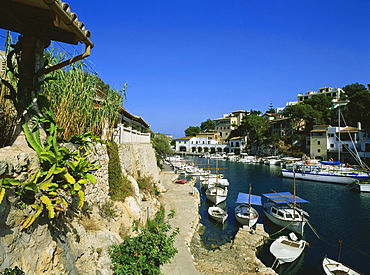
298;87;344;103
309;123;370;163
228;136;247;154
175;132;227;153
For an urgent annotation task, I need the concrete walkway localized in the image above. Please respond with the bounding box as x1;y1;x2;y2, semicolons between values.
159;166;201;275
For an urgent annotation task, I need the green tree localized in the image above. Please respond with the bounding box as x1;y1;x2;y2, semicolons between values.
303;94;333;124
184;126;201;136
200;119;215;132
151;133;173;156
342;82;367;99
283;103;319;133
345;90;370;129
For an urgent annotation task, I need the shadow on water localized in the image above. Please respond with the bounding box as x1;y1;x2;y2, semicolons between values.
186;156;370;274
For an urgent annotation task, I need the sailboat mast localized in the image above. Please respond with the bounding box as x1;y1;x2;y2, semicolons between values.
338;107;341;162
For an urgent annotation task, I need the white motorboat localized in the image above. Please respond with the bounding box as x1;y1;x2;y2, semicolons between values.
322;256;363;275
234;192;261;227
205;186;228;205
270;233;307;265
262;192;309;235
354;181;370;192
208;206;228;223
264;156;281;165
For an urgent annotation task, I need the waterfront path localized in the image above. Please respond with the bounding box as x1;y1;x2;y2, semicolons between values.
159;165;201;275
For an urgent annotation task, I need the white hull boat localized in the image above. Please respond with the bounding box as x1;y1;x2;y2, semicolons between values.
234;192;262;227
356;181;370;192
322;256;363;275
205;186;228;205
202;178;229;189
263;192;309;235
235;204;259;227
270;234;307;265
282;169;365;184
208;206;228;223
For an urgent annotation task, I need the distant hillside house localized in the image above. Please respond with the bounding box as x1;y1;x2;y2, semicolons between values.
214;110;248;140
297;87;344;103
175;132;227;153
309;123;370;163
270;117;305;137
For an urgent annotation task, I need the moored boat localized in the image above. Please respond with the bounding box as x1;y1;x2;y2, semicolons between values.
208;206;228;223
270;233;307;265
205;186;228;205
234;192;261;227
262;192;309;235
322;256;363;275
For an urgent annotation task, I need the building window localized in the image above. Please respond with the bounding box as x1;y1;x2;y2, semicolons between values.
318;149;321;153
330;144;334;148
317;141;320;145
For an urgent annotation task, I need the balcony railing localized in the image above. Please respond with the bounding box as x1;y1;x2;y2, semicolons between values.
113;124;150;144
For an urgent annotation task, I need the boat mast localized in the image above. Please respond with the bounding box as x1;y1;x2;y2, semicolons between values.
338;107;341;162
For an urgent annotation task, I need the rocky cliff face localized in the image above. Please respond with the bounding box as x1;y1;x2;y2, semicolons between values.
0;142;163;274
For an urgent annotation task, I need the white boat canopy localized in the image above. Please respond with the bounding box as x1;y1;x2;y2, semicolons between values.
262;192;310;204
236;192;262;206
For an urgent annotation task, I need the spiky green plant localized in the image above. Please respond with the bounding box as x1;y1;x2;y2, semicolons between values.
42;49;125;141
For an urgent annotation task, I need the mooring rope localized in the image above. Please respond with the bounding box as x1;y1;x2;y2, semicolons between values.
307;221;323;240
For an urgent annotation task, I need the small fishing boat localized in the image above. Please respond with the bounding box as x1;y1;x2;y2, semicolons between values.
205;186;228;205
270;233;307;265
262;192;309;235
175;179;187;184
208;206;228;223
234;191;261;227
322;256;363;275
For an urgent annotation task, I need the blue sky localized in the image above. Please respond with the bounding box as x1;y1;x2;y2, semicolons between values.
2;1;369;138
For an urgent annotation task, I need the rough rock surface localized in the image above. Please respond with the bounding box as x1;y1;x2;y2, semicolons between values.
0;143;162;274
190;224;277;275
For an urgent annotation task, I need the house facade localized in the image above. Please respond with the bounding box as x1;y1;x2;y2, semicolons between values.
175;132;228;153
297;87;344;103
213;110;248;140
228;136;247;154
309;124;370;164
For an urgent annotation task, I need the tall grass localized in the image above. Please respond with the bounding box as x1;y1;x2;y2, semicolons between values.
42;50;124;141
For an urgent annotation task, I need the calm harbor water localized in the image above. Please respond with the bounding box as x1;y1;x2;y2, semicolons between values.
184;156;370;275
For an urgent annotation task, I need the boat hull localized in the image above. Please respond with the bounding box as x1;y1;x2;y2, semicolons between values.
282;169;359;184
205;187;228;205
208;206;228;223
270;236;306;264
263;202;307;235
322;256;362;275
235;204;259;227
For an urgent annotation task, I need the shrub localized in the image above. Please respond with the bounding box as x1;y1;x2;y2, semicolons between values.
110;208;179;275
107;141;133;201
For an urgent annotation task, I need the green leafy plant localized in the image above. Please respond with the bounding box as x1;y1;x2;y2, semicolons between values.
110;208;179;275
0;109;102;228
100;200;117;220
107;141;133;201
0;266;25;275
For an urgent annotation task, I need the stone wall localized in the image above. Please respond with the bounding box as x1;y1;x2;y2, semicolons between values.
0;142;162;274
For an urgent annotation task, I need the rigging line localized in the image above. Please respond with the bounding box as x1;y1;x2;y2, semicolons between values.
340;241;370;258
307;221;323;240
340;112;369;169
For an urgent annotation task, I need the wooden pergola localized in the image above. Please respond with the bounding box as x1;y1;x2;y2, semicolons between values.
0;0;93;144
